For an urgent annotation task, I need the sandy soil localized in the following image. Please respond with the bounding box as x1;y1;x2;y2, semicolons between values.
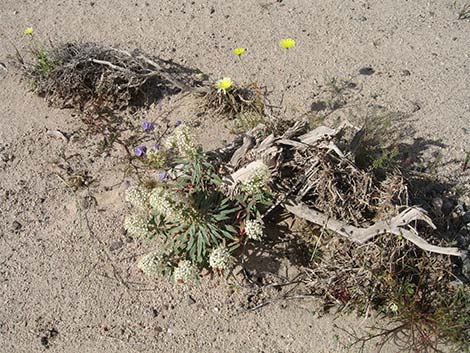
0;1;469;352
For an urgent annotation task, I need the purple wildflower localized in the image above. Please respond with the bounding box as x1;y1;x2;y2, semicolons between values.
158;172;166;181
150;143;160;150
175;120;182;127
142;121;154;132
134;145;147;157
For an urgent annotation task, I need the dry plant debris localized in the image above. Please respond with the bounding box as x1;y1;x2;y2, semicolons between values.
219;121;470;351
223;121;465;258
21;42;205;112
202;82;266;120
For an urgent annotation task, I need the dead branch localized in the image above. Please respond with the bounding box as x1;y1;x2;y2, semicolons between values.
286;202;464;257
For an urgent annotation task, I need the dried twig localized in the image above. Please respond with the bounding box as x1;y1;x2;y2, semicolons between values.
286;202;464;257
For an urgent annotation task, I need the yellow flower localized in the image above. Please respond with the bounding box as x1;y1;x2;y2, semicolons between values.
23;27;33;35
233;47;245;57
215;77;232;91
279;38;295;49
389;303;399;313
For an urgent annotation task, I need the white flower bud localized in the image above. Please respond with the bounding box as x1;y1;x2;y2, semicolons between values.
209;246;234;272
138;252;162;276
245;219;264;241
165;124;197;157
240;165;271;195
123;215;151;238
125;185;148;209
174;260;199;283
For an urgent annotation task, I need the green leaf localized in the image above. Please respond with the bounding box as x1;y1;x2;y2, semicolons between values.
196;233;204;262
221;230;236;240
187;232;196;251
228;243;240;252
207;224;223;239
213;214;230;222
225;224;238;233
168;224;185;235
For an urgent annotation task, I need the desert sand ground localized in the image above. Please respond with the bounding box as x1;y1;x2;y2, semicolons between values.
0;1;469;352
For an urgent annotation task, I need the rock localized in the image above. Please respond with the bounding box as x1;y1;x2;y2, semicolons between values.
151;308;159;317
40;336;49;347
49;328;59;338
109;240;124;251
0;152;13;162
401;69;411;76
359;67;375;75
12;221;22;231
186;295;196;305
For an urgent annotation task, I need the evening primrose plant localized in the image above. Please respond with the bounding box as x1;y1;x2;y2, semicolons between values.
203;38;297;130
204;74;264;121
124;123;273;283
20;28;57;79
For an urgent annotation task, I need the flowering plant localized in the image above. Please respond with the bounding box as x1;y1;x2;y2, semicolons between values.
124;123;273;282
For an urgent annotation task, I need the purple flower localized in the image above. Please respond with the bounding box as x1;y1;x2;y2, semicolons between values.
150;143;160;150
142;121;154;132
158;172;166;181
175;120;182;127
134;145;147;157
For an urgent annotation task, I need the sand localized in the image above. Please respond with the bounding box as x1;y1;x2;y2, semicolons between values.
0;0;469;352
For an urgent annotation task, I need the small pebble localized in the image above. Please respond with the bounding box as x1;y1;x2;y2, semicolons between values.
12;221;22;231
401;69;411;76
359;67;375;75
151;308;159;317
109;240;124;251
186;295;196;305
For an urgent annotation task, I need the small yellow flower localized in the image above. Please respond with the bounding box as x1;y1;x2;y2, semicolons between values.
279;38;295;49
215;77;232;91
23;27;33;35
233;47;245;57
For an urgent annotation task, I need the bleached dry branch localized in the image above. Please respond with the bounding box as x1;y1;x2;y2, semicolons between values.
286;202;464;257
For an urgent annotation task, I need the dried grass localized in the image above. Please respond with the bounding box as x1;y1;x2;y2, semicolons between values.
22;42;205;112
202;83;265;119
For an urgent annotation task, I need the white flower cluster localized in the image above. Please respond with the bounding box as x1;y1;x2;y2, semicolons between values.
173;260;199;283
209;246;234;272
125;185;148;209
149;187;182;220
240;165;271;195
165;124;196;157
123;215;151;238
137;251;162;276
245;219;264;241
